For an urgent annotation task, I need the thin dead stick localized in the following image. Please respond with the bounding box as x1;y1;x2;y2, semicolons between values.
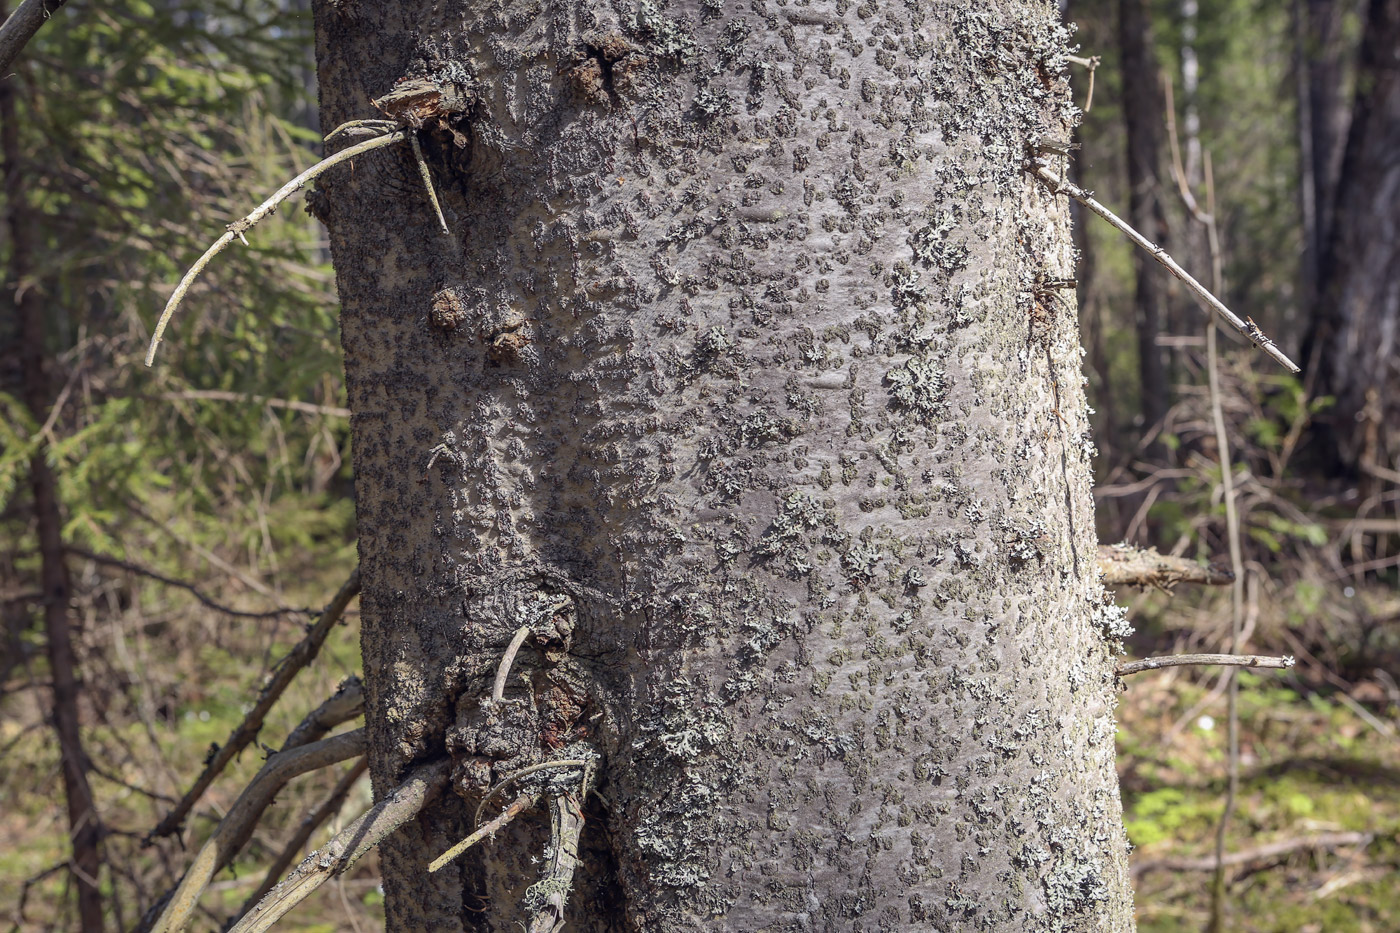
1027;161;1300;373
409;131;450;235
493;625;533;702
1065;53;1100;112
1133;831;1373;878
66;545;310;619
145;130;408;366
148;729;367;933
474;759;590;828
278;677;366;752
150;568;360;840
1201;151;1244;933
227;760;451;933
237;756;369;917
428;791;538;873
157;390;351;419
1117;653;1294;678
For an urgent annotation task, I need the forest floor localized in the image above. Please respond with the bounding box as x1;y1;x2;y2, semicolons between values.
1117;578;1400;933
2;559;1397;931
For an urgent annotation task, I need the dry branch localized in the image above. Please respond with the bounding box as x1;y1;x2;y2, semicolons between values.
227;760;451;933
67;545;310;619
237;757;369;919
1096;543;1235;587
1133;831;1373;879
145;131;407;366
150;568;360;839
1028;161;1300;373
1117;654;1295;678
148;728;367;933
428;791;537;873
0;0;70;75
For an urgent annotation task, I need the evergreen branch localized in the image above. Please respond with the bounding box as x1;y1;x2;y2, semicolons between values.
226;760;451;933
149;569;361;840
145;130;408;366
1116;653;1294;678
1027;160;1301;373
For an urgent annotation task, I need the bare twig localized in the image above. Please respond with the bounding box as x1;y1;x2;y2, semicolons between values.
157;390;351;419
234;757;369;921
409;131;450;235
474;759;590;829
227;760;451;933
145;130;408;366
150;569;360;840
66;545;310;619
1065;53;1101;111
1097;543;1235;587
1133;831;1373;878
1117;653;1294;678
278;677;366;751
428;791;538;873
0;0;70;75
1027;161;1300;373
149;728;367;933
493;625;533;703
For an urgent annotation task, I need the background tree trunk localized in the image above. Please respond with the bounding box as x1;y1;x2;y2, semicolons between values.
1;46;105;933
313;0;1135;929
1310;0;1400;474
1117;0;1170;442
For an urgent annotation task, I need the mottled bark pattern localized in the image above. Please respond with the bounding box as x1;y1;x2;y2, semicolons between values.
314;0;1134;929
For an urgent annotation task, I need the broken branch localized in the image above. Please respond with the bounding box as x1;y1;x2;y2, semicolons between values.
1097;543;1235;587
1117;653;1295;678
148;728;367;933
150;568;360;840
428;791;538;873
1028;160;1300;373
145;131;407;366
227;760;451;933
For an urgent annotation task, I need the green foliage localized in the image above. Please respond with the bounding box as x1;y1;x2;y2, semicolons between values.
1;3;361;927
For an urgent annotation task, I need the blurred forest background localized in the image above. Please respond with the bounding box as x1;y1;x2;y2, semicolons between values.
1;0;1397;930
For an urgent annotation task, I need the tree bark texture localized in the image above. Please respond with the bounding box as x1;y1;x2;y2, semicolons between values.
1310;0;1400;474
1116;0;1170;437
313;1;1135;930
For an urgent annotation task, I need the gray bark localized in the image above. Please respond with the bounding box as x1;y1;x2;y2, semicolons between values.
313;1;1135;930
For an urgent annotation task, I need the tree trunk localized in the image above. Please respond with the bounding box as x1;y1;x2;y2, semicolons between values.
1;56;105;933
1310;0;1400;473
1117;0;1171;440
1295;0;1358;316
313;1;1135;930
